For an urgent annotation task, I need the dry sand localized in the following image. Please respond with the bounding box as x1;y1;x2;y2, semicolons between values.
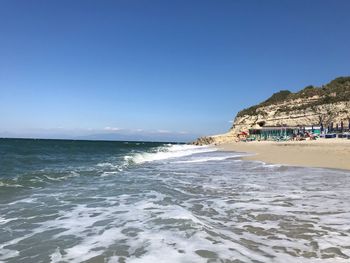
218;138;350;171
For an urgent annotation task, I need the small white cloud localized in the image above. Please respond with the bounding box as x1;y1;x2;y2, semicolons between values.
228;120;234;123
156;129;171;133
104;126;121;131
178;131;188;134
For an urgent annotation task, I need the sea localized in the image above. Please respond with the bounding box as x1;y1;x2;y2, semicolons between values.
0;138;350;263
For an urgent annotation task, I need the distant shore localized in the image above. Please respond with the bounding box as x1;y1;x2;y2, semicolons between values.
218;138;350;171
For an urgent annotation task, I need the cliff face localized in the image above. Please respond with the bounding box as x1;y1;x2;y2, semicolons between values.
231;100;350;133
193;77;350;145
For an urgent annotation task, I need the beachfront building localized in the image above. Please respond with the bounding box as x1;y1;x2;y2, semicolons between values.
248;121;349;141
249;126;300;141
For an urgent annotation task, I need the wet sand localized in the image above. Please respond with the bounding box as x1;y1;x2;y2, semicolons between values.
218;138;350;170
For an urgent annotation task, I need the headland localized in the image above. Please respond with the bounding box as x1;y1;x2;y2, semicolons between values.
194;77;350;170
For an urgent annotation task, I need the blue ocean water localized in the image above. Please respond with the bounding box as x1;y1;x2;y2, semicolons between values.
0;138;350;263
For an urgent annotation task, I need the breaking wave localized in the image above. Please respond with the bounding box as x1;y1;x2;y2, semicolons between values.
123;144;217;164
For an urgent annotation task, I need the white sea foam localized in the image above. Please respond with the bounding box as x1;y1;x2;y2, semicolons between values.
125;144;217;164
96;162;125;172
171;154;246;163
96;162;115;167
2;148;350;263
7;197;38;205
0;181;23;188
0;216;14;225
50;248;63;263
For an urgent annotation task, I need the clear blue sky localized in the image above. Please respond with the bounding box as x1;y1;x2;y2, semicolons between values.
1;0;350;141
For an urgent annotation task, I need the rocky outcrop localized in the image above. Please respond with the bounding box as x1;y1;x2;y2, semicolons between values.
193;132;237;145
193;136;215;145
193;77;350;145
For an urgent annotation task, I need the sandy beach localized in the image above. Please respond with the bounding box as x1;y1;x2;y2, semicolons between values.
219;138;350;171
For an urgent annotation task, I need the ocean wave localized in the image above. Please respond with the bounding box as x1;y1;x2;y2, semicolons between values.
123;144;217;165
2;141;350;262
96;162;126;172
171;154;246;164
0;181;24;188
0;144;217;189
0;171;81;190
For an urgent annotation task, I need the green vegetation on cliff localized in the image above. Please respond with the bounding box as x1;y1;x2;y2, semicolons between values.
237;77;350;117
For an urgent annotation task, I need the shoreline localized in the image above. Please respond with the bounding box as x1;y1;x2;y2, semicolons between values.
217;138;350;171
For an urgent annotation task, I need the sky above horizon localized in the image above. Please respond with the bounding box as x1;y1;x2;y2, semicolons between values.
1;0;350;141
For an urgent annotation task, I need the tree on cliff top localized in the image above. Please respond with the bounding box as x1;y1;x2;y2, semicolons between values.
236;76;350;117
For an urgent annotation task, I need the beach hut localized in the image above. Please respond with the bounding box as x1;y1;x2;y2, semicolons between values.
258;126;298;141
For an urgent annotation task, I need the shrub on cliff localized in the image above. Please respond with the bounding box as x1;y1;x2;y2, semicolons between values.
236;77;350;117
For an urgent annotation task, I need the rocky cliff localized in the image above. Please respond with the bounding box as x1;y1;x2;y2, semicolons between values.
194;77;350;145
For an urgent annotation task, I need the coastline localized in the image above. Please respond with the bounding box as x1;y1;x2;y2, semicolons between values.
218;138;350;171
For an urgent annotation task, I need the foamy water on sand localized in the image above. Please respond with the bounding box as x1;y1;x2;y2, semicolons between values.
0;139;350;262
